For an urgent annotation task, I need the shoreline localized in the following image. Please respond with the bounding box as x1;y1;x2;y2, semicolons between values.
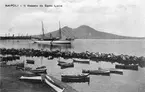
0;64;78;92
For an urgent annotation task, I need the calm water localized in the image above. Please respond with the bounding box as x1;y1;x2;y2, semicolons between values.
0;39;145;92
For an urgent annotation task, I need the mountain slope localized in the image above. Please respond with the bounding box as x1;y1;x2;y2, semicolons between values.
72;25;135;39
44;26;75;39
34;25;144;39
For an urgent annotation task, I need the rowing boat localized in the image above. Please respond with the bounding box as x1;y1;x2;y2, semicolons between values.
82;69;110;76
30;69;47;74
44;75;65;92
26;59;35;64
61;76;90;83
73;58;90;64
20;76;42;81
61;73;89;79
20;75;65;92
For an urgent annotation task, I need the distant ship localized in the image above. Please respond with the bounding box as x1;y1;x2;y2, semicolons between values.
33;21;73;45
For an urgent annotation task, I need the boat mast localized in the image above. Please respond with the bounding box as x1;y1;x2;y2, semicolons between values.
59;21;61;39
41;21;45;39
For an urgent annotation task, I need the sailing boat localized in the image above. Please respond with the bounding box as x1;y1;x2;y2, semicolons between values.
33;21;52;44
34;21;72;45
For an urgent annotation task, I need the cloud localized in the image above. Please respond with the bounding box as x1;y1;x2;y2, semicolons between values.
0;0;145;37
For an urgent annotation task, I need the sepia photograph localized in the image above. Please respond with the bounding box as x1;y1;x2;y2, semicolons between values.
0;0;145;92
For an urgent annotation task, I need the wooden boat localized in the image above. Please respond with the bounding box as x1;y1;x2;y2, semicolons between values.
57;60;67;66
60;62;74;69
115;64;138;70
52;40;71;45
73;58;90;64
34;40;71;45
26;59;35;64
19;76;42;81
20;75;65;92
30;69;47;74
82;69;110;76
108;68;123;75
98;68;123;75
58;60;66;63
61;73;89;79
36;66;46;69
44;75;65;92
34;40;52;44
61;76;90;83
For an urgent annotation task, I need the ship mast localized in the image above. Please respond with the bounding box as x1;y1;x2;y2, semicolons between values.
59;21;61;39
41;21;45;39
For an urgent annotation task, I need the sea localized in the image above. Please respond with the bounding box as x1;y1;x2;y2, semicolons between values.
0;39;145;92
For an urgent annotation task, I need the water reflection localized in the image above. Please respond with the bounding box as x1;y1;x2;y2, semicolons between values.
37;44;73;51
3;55;145;92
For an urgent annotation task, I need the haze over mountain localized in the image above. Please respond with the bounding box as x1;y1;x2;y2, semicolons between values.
35;25;144;39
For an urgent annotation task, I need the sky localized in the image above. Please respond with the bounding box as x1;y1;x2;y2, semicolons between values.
0;0;145;37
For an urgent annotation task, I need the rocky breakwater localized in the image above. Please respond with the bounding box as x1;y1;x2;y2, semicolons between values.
0;48;145;67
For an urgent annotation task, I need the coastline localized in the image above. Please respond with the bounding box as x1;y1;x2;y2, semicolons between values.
0;64;78;92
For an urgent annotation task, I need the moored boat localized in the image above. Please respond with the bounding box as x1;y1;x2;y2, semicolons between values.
61;73;89;79
20;74;65;92
26;59;35;64
36;66;46;69
82;69;110;76
34;40;52;45
52;40;71;45
43;75;65;92
99;68;123;75
108;68;123;75
61;76;90;83
60;62;74;69
19;76;42;81
57;60;67;66
73;58;90;64
30;68;47;74
57;60;74;69
115;64;138;70
34;39;71;45
57;60;66;63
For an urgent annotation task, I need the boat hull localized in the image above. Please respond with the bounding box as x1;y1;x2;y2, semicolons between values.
20;75;65;92
52;40;71;44
60;63;74;69
82;70;110;76
73;59;90;64
61;74;89;79
34;40;71;45
61;77;90;83
44;75;65;92
36;66;46;69
19;76;42;82
109;68;123;75
34;40;52;44
30;69;47;74
26;59;35;64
